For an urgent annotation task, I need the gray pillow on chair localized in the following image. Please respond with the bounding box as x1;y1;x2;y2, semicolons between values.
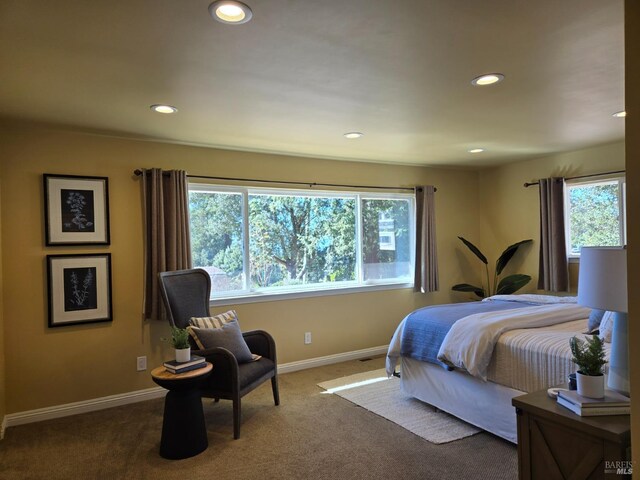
187;320;254;364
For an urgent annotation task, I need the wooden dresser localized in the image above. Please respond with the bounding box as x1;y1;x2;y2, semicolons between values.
512;389;631;479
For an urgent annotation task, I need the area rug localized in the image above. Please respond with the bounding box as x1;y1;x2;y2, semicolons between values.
318;368;480;444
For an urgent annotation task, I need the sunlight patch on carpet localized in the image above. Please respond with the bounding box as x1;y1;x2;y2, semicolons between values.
319;372;389;394
318;368;480;444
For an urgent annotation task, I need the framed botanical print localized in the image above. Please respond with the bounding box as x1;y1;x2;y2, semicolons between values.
43;174;110;245
47;253;112;327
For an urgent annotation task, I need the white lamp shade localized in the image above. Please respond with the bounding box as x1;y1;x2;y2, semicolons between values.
577;247;627;313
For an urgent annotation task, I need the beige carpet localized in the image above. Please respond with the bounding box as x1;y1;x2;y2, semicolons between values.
0;357;516;480
318;369;480;444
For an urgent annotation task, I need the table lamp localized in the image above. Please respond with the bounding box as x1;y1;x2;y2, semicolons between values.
577;247;628;396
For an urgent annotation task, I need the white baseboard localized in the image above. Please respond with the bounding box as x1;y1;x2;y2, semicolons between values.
278;345;388;374
4;386;166;429
3;345;388;430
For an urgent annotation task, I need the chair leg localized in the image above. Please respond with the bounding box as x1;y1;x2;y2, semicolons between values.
271;375;280;406
233;396;241;440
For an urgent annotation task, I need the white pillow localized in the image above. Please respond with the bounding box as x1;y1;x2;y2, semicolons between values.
598;311;614;343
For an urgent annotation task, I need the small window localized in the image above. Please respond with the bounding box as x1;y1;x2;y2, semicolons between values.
361;199;412;282
565;177;626;257
189;189;245;293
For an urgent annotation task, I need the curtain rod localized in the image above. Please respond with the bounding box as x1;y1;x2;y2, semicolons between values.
133;169;431;192
523;169;626;188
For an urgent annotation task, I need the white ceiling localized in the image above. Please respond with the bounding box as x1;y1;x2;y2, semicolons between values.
0;0;625;167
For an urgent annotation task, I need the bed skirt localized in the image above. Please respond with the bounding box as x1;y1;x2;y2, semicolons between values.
401;357;524;443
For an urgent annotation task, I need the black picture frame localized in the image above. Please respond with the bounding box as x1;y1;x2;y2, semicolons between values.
44;174;110;246
47;253;113;327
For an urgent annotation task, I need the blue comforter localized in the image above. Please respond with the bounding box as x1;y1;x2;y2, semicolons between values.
400;300;532;368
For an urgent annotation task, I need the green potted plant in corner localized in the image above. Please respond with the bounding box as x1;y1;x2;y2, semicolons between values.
170;326;191;363
569;335;607;399
451;237;533;298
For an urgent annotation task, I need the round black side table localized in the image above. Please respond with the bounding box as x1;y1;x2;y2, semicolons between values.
151;363;213;460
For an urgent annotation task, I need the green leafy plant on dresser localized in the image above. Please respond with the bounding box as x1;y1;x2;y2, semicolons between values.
451;237;533;299
569;335;607;376
569;334;607;398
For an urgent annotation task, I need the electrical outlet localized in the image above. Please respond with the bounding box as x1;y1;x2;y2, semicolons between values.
304;332;312;344
137;356;147;371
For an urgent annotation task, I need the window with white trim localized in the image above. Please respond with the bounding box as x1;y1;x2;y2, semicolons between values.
565;177;626;257
188;184;415;300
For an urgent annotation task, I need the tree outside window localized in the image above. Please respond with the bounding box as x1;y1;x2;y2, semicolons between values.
566;178;626;256
188;185;414;299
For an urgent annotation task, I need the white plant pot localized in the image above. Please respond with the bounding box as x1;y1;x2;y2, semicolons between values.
576;371;605;399
175;347;191;363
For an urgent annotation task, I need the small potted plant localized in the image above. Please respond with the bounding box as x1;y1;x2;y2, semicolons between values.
569;335;607;399
169;326;191;363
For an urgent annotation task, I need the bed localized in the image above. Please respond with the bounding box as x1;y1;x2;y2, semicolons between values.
385;294;609;443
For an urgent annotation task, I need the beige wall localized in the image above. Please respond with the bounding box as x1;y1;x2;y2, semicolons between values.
0;123;480;413
477;141;625;293
625;0;639;464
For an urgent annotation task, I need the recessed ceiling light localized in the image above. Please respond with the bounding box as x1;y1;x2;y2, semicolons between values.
209;1;253;24
468;148;485;153
471;73;505;86
344;132;364;139
150;104;178;114
612;110;627;118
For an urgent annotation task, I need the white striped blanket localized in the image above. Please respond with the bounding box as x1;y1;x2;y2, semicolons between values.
436;303;592;380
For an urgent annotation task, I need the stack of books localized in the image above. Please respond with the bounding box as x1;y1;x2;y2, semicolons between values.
163;355;206;374
557;389;630;417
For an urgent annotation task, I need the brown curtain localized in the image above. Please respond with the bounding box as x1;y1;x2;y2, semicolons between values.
414;186;439;293
142;169;192;320
537;177;568;291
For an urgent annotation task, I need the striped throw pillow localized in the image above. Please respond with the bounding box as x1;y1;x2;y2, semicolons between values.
189;310;238;329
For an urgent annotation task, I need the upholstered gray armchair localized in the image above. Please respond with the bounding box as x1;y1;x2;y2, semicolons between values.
158;268;279;439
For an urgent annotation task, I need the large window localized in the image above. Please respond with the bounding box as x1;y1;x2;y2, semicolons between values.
189;184;414;300
565;177;626;257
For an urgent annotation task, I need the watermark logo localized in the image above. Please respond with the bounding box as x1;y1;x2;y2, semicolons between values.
604;461;633;475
